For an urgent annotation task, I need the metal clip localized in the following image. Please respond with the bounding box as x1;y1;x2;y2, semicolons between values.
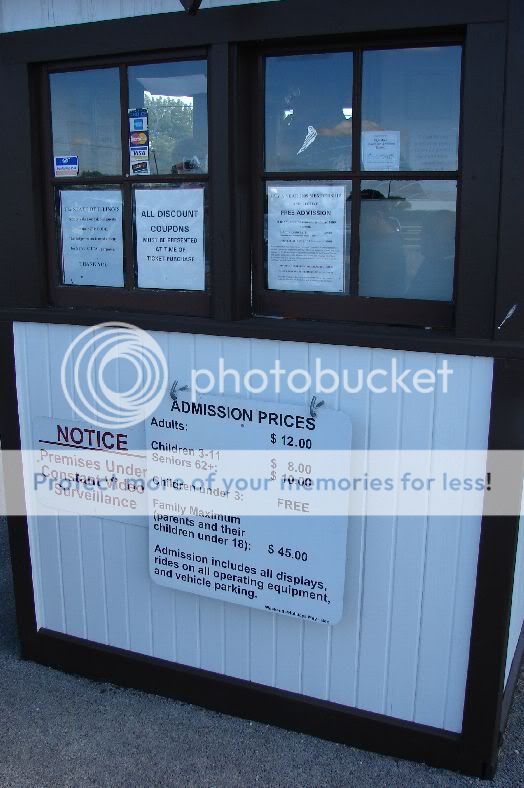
169;380;189;403
309;395;325;420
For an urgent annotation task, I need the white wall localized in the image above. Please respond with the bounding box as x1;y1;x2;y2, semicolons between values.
13;321;494;733
0;0;281;32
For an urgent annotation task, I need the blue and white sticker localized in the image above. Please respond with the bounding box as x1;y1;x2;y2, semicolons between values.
54;155;79;177
128;108;148;132
130;145;149;160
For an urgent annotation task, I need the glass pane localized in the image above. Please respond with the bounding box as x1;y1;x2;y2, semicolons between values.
50;69;121;177
59;187;124;287
128;60;208;175
133;183;208;291
265;181;351;293
358;180;456;301
265;53;353;172
361;47;461;171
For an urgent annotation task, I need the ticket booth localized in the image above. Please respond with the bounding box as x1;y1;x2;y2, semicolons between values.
0;0;523;778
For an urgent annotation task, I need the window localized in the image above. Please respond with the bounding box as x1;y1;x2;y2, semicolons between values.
45;55;210;315
42;39;463;329
254;44;462;327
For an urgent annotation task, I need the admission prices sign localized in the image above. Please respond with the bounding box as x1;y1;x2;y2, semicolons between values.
146;395;352;624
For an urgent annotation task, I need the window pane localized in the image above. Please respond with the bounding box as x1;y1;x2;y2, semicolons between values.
50;69;121;177
265;53;353;172
133;183;208;291
128;61;208;176
362;47;461;171
358;180;456;301
265;181;351;293
59;187;124;287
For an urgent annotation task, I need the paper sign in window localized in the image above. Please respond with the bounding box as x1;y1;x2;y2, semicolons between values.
267;185;346;293
135;188;205;291
60;190;124;287
362;131;401;171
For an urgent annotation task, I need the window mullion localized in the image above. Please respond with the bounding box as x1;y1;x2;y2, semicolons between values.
208;42;235;321
349;50;363;297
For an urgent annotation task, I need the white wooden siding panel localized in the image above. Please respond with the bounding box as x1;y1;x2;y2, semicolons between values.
14;322;494;732
221;336;252;681
126;522;154;655
273;341;309;695
102;520;130;651
193;333;227;675
414;357;473;728
166;332;200;668
246;339;280;688
301;343;340;701
80;519;109;645
328;345;372;708
385;352;436;721
356;349;403;715
0;0;281;32
443;356;493;730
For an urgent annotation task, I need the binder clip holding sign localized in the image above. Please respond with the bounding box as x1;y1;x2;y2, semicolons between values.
128;109;150;175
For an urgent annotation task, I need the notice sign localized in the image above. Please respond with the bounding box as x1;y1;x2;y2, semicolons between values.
362;130;401;171
135;188;205;291
60;190;124;287
267;185;346;293
146;395;351;624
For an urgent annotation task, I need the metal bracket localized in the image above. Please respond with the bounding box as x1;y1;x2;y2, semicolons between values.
309;395;325;420
169;380;189;403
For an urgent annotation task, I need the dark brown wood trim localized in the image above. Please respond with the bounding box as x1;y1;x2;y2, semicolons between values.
460;358;524;777
50;286;211;316
230;44;255;320
500;620;524;738
0;63;47;308
3;307;524;360
494;0;524;342
25;627;467;774
0;323;38;647
0;0;506;66
454;23;506;339
257;292;454;329
0;4;514;344
208;42;234;321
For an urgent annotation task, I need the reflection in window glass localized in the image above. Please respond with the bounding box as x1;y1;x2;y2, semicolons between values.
128;61;208;175
358;181;456;301
362;47;461;171
265;53;353;172
50;69;121;177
